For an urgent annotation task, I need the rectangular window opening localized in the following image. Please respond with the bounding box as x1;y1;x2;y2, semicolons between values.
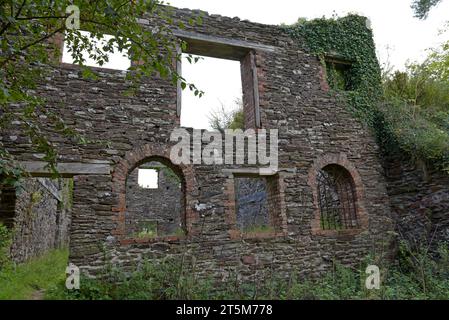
180;53;244;131
178;37;261;131
234;175;281;234
325;58;353;91
137;168;159;189
62;30;131;71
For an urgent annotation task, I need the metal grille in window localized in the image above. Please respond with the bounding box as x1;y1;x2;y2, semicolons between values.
317;164;358;230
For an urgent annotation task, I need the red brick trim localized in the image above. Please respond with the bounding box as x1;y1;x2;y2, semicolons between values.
48;32;64;65
224;171;288;240
111;144;197;244
319;64;330;92
308;153;369;237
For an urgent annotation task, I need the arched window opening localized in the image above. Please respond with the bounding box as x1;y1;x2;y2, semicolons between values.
125;160;185;239
317;164;358;230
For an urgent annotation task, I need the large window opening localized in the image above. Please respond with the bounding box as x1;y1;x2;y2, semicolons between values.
125;160;185;239
180;53;243;130
178;36;261;131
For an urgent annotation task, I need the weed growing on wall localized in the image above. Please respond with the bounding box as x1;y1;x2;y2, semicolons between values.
44;244;449;300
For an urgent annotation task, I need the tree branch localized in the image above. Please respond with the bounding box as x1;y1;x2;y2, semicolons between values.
0;0;26;36
0;26;65;69
15;15;67;20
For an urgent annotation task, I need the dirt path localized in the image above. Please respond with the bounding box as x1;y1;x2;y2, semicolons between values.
30;289;45;300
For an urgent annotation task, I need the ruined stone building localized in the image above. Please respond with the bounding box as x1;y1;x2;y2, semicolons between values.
1;7;447;279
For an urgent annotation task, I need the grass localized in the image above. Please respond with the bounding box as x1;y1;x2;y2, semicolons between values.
134;228;157;239
0;248;68;300
133;225;186;239
2;233;447;300
242;224;275;234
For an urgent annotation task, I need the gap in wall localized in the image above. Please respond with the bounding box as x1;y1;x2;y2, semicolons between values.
62;30;130;70
180;53;243;130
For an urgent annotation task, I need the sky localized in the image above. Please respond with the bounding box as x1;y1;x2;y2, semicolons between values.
63;0;449;130
137;168;159;188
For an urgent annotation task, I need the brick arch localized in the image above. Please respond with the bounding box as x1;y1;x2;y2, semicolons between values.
307;153;369;236
111;144;196;243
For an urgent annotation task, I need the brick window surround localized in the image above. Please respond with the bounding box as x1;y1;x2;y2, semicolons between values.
111;144;196;245
308;153;369;236
224;170;288;240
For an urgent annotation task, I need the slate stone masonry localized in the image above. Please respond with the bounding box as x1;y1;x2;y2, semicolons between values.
2;7;446;281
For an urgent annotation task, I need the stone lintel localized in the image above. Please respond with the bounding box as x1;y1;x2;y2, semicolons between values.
19;161;111;177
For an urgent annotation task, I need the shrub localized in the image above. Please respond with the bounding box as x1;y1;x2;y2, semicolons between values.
46;255;215;300
383;241;449;299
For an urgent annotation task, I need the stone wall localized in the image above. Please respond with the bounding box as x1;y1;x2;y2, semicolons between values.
384;154;449;249
0;183;16;228
56;178;73;249
3;7;397;280
0;178;72;263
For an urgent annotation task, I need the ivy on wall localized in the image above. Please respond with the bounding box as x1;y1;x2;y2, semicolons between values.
283;15;445;169
285;15;392;146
